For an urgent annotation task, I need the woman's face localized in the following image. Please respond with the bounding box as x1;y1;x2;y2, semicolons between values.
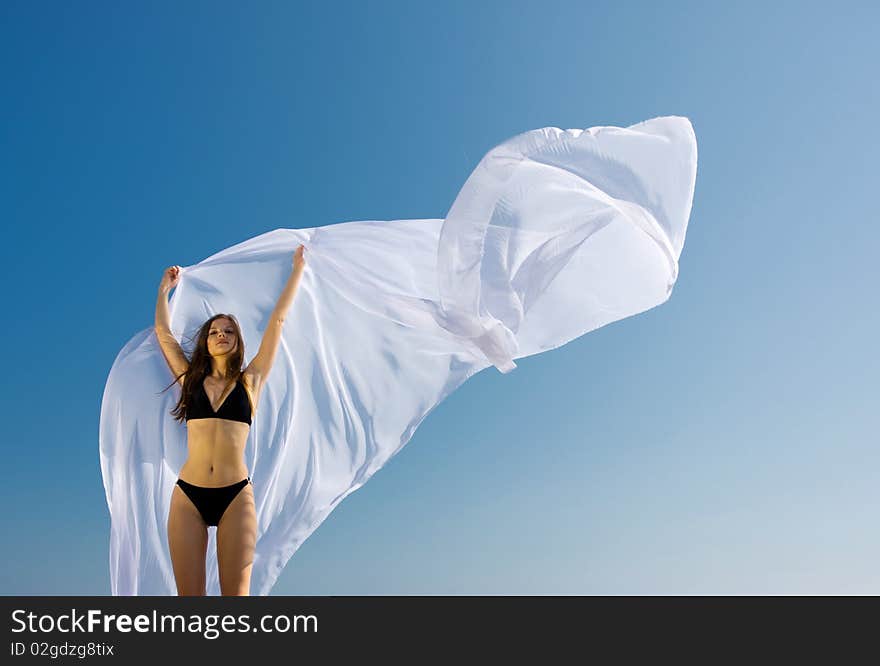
207;318;237;356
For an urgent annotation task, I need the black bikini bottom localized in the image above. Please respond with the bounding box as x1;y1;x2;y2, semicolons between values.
176;477;251;527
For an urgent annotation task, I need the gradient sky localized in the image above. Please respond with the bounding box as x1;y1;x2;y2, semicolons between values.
1;0;877;595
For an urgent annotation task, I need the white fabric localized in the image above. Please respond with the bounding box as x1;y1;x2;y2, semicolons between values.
99;115;698;595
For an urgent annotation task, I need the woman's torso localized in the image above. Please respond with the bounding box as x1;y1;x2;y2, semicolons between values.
179;373;260;486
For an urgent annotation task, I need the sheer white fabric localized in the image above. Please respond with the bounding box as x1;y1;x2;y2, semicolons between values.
99;115;697;595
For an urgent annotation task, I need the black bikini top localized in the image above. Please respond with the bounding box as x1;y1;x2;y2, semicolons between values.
185;377;253;425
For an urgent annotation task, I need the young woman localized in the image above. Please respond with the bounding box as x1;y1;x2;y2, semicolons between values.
153;244;306;595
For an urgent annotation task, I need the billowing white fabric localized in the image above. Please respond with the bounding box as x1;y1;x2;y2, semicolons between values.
99;115;698;595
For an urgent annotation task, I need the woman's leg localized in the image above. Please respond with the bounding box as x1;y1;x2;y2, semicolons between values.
167;485;208;596
216;482;257;596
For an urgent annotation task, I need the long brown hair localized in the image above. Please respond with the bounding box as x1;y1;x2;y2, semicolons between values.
160;313;247;423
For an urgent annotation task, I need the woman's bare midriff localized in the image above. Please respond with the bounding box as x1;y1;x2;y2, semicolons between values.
178;419;250;486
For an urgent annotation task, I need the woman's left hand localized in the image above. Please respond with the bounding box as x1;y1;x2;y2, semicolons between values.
293;244;306;271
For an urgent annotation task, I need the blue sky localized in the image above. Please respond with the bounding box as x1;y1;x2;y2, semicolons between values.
1;0;877;594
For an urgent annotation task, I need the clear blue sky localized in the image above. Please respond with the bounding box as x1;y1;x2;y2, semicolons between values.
2;0;877;595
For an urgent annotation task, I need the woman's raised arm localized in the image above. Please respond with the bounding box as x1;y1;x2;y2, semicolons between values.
245;246;306;385
155;266;189;383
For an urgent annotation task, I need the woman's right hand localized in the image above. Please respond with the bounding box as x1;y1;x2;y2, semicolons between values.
160;265;181;294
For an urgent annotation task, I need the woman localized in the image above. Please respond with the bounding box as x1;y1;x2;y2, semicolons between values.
153;244;306;595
